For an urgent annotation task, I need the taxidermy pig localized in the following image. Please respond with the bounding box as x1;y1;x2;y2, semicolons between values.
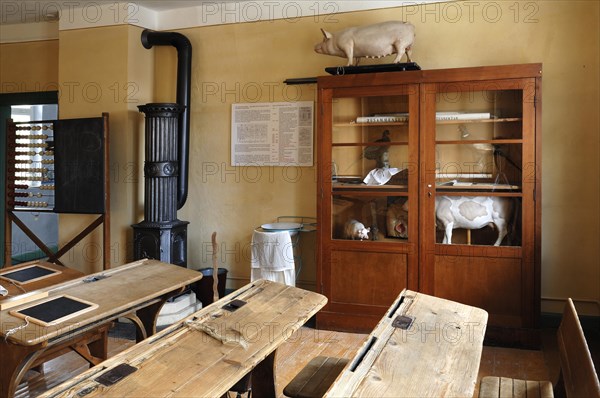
402;196;513;246
344;219;370;240
315;21;415;66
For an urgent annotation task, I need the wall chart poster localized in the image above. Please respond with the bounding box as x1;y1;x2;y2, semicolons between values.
231;101;314;167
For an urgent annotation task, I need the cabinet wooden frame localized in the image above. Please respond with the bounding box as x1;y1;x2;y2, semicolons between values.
316;64;542;346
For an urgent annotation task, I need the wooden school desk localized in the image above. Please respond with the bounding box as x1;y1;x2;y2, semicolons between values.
0;261;84;308
325;289;488;397
38;279;328;398
0;259;202;398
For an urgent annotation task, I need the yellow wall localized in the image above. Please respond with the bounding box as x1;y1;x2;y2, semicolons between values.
57;24;153;273
0;40;58;92
0;0;598;315
153;19;321;290
0;27;152;273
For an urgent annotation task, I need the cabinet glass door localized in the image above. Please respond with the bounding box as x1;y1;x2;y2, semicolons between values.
327;87;418;245
317;83;419;329
420;79;537;326
425;81;535;248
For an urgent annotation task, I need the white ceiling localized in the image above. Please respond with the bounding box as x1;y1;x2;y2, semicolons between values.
0;1;216;25
0;1;442;26
0;0;442;41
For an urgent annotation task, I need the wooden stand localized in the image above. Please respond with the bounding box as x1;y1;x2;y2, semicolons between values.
3;113;110;269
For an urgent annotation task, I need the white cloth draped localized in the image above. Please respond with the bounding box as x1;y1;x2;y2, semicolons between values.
250;230;296;286
363;167;401;185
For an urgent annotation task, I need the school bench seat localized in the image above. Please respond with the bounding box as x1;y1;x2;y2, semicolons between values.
479;376;553;398
479;298;600;398
283;356;349;398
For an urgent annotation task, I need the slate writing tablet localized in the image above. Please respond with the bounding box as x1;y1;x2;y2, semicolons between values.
10;295;98;326
0;264;60;285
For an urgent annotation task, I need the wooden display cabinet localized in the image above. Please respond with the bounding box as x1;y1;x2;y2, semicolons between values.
316;64;542;347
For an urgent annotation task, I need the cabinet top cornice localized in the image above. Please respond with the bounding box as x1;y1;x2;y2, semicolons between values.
317;63;542;88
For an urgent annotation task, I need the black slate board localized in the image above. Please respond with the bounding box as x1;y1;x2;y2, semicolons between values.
0;265;57;283
54;117;105;214
15;296;94;325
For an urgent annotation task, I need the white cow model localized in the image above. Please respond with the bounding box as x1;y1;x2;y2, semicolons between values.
435;196;513;246
399;196;513;245
344;219;370;241
314;21;415;66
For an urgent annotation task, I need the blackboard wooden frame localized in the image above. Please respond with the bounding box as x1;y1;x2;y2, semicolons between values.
0;263;61;285
9;294;98;326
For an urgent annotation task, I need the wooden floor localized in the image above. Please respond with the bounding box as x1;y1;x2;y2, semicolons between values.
13;322;569;398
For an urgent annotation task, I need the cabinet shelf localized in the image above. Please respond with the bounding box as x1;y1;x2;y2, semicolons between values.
334;122;408;127
435;182;519;190
332;141;409;147
436;117;522;125
334;117;521;128
435;191;522;197
433;244;522;257
435;139;523;145
333;183;408;193
332;237;410;245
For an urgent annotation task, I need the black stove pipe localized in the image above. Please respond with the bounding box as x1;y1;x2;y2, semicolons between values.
141;29;191;210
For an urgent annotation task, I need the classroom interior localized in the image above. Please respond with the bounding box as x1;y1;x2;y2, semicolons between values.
1;1;599;397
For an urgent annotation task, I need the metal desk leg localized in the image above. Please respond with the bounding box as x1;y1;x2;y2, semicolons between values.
251;350;277;398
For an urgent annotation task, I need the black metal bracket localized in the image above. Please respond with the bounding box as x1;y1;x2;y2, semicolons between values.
392;315;415;330
95;363;138;386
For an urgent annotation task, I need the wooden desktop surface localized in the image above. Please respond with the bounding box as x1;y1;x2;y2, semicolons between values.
0;261;83;306
0;259;202;345
38;279;328;398
1;259;203;398
326;289;488;397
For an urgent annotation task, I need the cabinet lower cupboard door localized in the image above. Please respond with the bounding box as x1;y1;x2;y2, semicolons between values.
316;83;420;332
320;250;409;331
316;64;542;347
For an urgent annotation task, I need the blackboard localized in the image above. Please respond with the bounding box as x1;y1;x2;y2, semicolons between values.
12;295;97;326
0;265;58;284
54;117;105;214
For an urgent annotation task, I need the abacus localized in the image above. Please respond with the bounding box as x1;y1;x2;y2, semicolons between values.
6;121;56;211
4;114;111;269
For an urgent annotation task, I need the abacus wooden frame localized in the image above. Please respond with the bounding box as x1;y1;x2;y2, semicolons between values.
3;113;111;270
